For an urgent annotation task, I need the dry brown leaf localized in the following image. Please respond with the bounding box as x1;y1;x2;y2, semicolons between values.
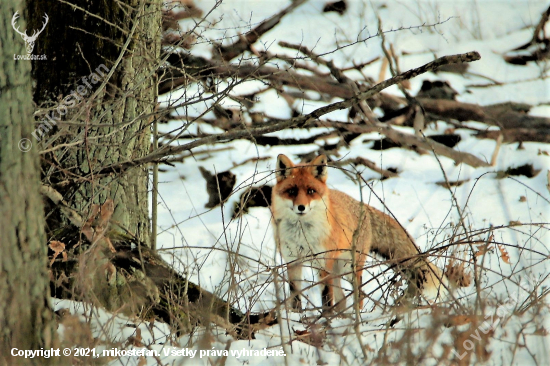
452;324;492;366
445;315;477;327
81;199;116;252
445;259;472;287
475;244;493;257
363;344;375;352
127;328;144;347
82;203;100;242
105;237;116;253
98;199;114;227
497;245;511;264
105;262;117;283
49;240;65;252
293;325;325;347
49;240;67;266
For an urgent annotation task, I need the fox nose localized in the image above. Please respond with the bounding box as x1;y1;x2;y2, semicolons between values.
297;205;305;212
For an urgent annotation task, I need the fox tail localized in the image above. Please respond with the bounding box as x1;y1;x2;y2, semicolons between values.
368;207;469;300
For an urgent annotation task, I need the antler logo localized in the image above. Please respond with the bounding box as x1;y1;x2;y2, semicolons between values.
11;11;48;55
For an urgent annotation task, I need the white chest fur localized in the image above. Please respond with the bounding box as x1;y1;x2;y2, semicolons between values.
272;195;332;264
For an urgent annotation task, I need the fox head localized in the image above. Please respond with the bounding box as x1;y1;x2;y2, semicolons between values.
274;154;329;216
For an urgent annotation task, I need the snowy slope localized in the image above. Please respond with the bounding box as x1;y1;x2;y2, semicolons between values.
55;1;550;365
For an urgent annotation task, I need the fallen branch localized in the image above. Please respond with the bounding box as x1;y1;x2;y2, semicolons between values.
342;157;398;179
279;41;350;83
160;57;353;96
40;184;83;227
278;40;380;124
42;184;277;339
314;120;490;167
110;242;277;339
129;51;480;173
372;96;550;142
162;52;549;144
504;5;550;65
476;128;550;143
417;98;550;142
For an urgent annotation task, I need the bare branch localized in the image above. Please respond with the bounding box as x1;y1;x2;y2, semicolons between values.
102;51;483;174
216;0;308;61
314;120;490;168
339;157;398;179
39;185;84;227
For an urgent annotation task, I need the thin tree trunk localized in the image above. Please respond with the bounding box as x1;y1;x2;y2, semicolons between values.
0;1;59;363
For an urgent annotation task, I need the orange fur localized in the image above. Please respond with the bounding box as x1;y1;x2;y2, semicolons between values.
272;154;463;312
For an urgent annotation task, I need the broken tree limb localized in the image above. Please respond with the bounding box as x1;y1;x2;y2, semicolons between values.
162;52;550;142
416;98;550;142
475;128;550;143
216;0;308;61
379;124;489;167
278;41;350;83
160;56;354;97
340;157;399;179
105;51;483;173
504;5;550;65
110;242;277;339
370;94;550;142
42;184;277;339
314;120;490;167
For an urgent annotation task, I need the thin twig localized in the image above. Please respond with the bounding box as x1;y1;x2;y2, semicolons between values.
95;51;484;175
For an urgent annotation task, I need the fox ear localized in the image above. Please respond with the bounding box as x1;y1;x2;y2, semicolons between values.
309;155;328;182
276;154;294;182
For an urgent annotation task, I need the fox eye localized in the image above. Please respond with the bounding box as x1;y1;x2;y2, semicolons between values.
286;187;298;196
307;188;316;195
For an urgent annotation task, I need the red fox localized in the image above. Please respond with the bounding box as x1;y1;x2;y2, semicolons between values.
271;154;466;311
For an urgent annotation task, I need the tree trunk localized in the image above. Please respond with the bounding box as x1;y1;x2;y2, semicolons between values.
21;0;277;339
27;0;160;246
22;0;161;312
0;1;59;363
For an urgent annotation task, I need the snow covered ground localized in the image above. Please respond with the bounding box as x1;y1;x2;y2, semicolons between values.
55;0;550;365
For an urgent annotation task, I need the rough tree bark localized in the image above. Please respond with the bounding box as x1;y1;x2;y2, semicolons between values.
0;0;59;363
23;0;273;338
26;0;161;310
27;0;159;245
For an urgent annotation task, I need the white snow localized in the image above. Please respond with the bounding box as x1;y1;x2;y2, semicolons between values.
57;1;550;365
